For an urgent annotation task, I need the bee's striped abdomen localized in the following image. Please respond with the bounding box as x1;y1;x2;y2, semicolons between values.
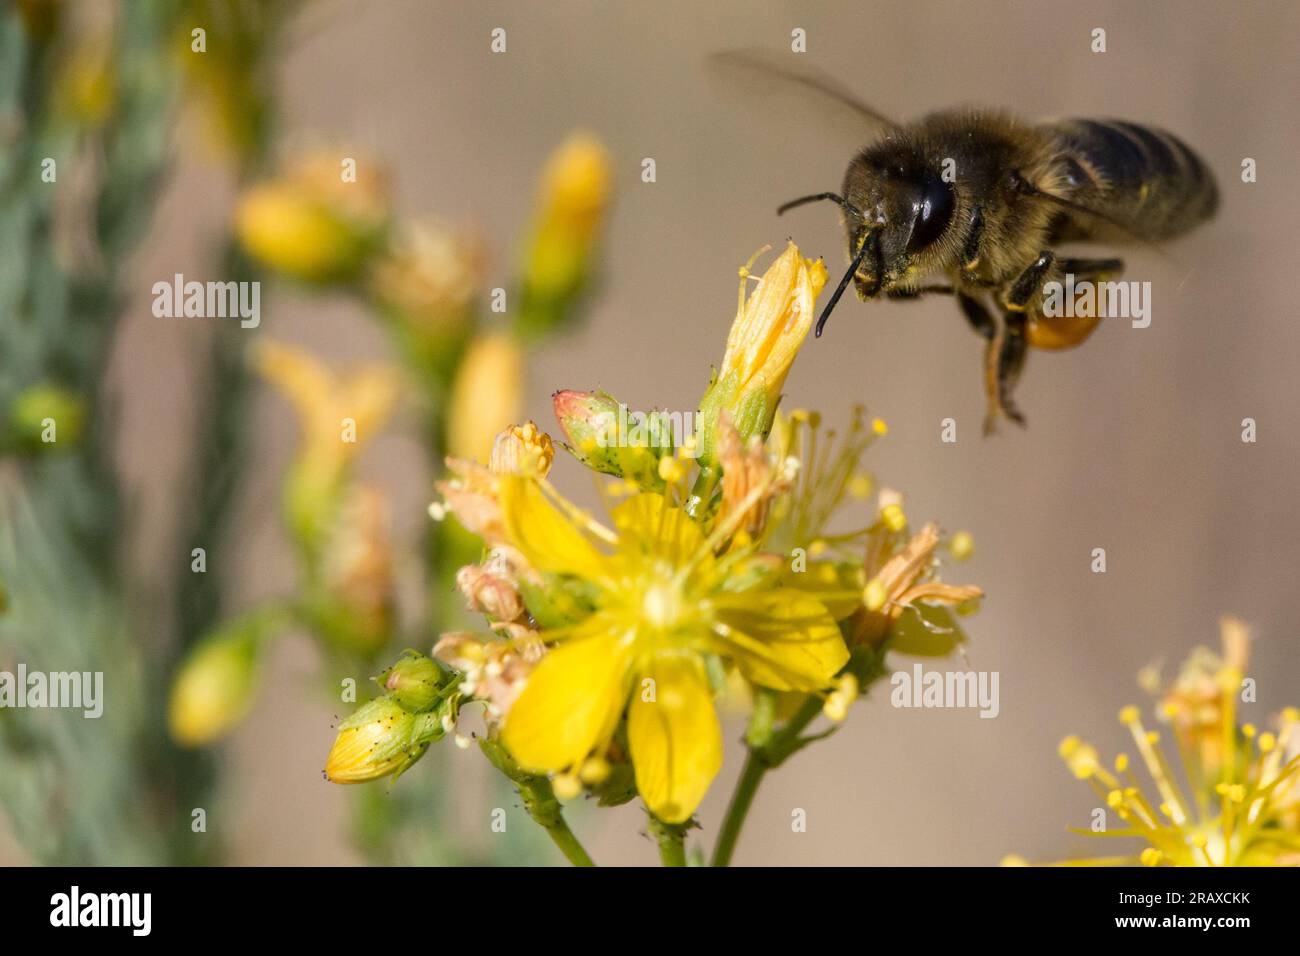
1047;118;1218;241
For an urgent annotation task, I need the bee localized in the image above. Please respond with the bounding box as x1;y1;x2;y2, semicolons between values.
714;53;1219;432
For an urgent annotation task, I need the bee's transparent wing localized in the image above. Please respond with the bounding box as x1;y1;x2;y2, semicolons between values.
705;49;898;149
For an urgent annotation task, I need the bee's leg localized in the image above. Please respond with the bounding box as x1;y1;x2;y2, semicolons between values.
1004;251;1057;311
1058;257;1124;279
993;312;1029;431
983;253;1055;434
957;291;996;339
954;292;1009;435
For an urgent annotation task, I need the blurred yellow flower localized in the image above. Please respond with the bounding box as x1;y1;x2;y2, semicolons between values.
55;41;114;125
496;472;847;823
697;243;827;462
313;485;395;656
369;220;485;375
255;340;400;546
447;332;525;465
1016;618;1300;866
168;628;260;747
236;153;390;283
522;132;614;314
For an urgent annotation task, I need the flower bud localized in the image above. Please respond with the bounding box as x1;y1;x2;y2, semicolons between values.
8;383;86;451
518;133;613;339
168;627;262;747
696;242;827;464
447;332;525;466
324;695;445;784
378;651;454;713
552;389;622;473
456;563;525;623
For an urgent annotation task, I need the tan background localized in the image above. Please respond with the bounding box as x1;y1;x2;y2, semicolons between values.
5;0;1298;866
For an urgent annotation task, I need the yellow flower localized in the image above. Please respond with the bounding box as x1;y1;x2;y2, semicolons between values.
496;473;848;823
697;243;828;462
447;332;525;465
1019;619;1300;866
255;340;400;547
236;153;390;283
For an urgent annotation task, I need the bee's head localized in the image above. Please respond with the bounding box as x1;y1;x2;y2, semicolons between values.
842;153;956;296
778;152;955;337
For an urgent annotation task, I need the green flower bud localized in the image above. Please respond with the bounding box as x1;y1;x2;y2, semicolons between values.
324;695;446;784
377;651;454;713
9;383;85;450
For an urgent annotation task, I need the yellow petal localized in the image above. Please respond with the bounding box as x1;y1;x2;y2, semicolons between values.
502;624;632;772
611;492;707;562
712;590;848;691
338;366;401;445
781;560;865;620
499;475;611;580
628;654;723;824
255;340;336;427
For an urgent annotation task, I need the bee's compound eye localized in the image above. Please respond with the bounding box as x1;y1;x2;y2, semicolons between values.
906;175;955;253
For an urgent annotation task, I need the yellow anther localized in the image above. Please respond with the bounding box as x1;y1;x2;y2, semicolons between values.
848;474;873;500
1140;848;1163;867
1114;753;1129;773
1118;705;1140;725
1107;790;1124;809
871;417;888;436
837;673;860;701
822;694;849;723
552;772;582;801
948;530;975;562
881;503;907;533
1258;732;1277;753
657;455;685;484
808;539;828;557
579;757;611;786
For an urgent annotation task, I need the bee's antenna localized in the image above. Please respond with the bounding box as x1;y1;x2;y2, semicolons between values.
815;230;875;338
778;192;865;220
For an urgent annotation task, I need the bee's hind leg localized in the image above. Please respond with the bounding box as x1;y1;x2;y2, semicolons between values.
954;292;1017;436
991;312;1029;433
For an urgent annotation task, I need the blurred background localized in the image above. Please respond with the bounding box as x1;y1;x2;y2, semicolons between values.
2;0;1298;865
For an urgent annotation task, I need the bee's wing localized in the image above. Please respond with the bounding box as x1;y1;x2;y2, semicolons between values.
705;49;898;147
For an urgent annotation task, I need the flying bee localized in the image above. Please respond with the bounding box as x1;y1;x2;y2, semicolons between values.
712;53;1219;432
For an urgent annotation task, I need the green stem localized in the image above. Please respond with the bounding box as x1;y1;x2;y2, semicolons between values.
711;694;824;867
517;776;595;866
649;816;687;866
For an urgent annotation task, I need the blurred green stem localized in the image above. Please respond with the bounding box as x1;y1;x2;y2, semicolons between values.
710;694;824;867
